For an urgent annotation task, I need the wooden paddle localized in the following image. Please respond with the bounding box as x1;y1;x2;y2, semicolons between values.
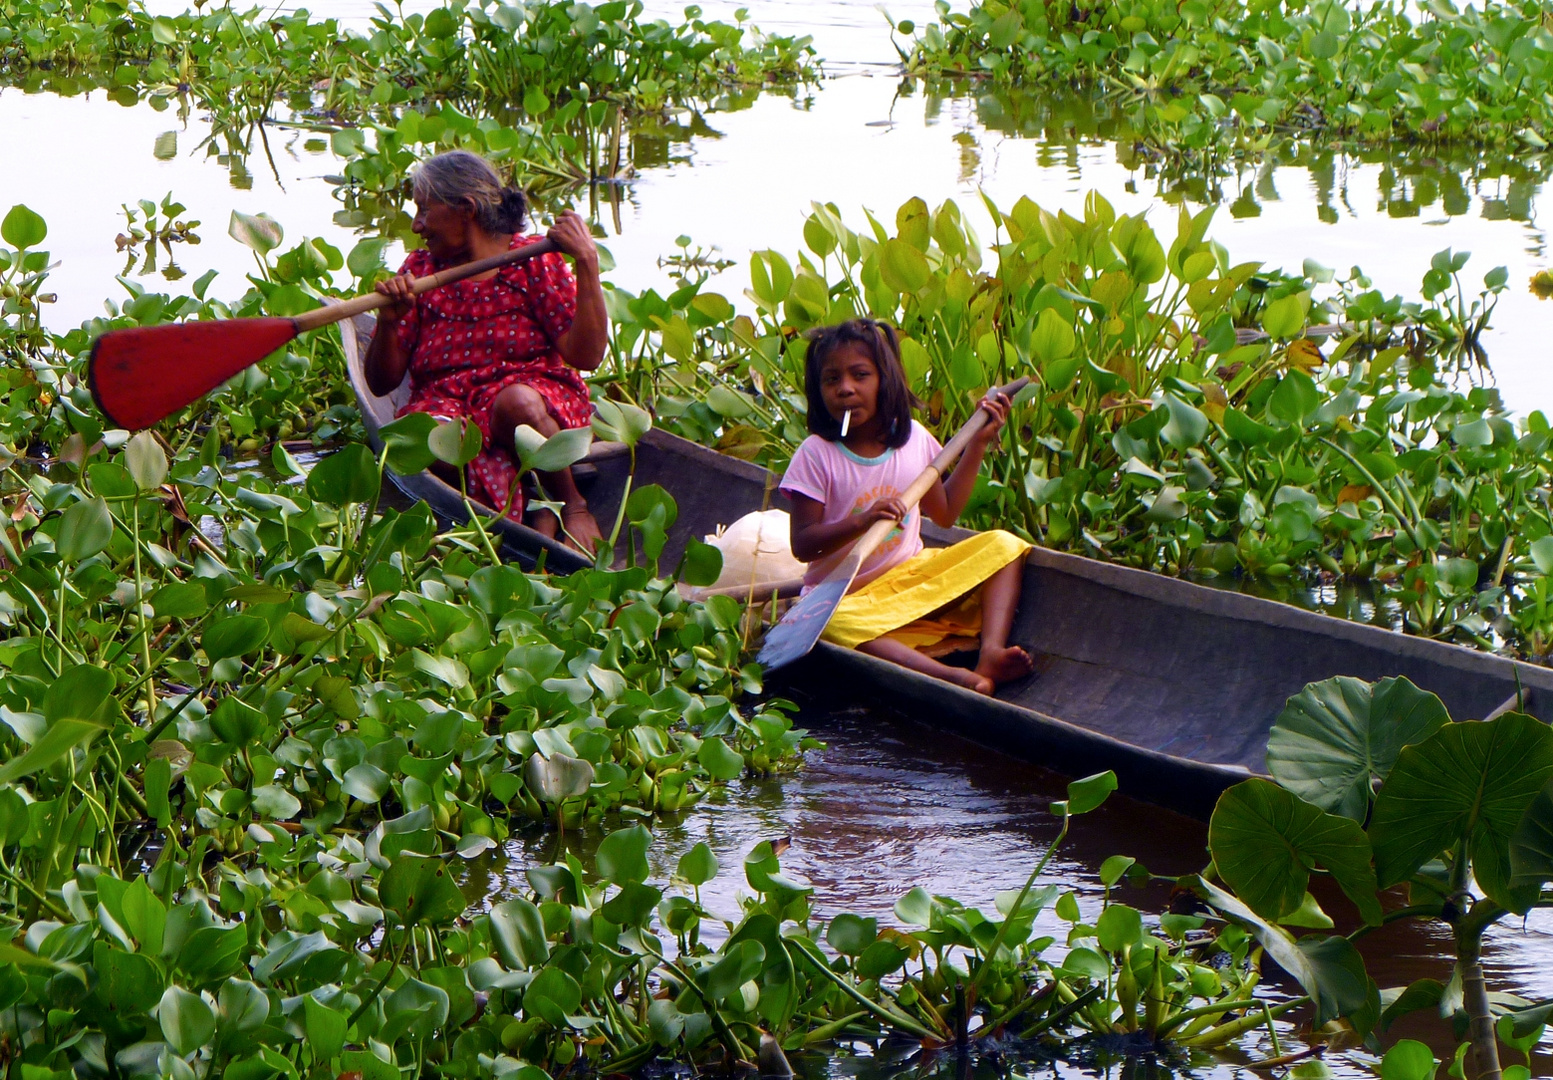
88;237;559;431
755;376;1031;673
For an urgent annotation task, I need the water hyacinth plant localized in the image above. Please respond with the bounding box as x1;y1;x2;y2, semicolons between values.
893;0;1553;155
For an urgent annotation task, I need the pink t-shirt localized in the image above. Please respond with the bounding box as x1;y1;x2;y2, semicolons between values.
780;420;943;590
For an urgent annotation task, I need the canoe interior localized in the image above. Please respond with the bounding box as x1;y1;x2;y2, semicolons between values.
339;312;1553;812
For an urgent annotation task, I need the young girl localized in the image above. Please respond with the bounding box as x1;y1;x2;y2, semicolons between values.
780;319;1034;696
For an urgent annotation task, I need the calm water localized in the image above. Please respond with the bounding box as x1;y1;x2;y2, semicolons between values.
7;0;1553;1070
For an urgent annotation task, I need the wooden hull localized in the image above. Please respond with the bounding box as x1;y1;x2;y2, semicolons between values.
342;314;1553;819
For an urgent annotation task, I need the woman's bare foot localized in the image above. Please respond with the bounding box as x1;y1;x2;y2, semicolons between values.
561;501;603;554
975;645;1034;687
946;666;996;696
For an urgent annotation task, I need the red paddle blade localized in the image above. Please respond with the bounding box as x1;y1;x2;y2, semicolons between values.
88;317;299;430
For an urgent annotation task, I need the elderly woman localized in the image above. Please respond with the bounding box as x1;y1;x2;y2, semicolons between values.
363;150;606;549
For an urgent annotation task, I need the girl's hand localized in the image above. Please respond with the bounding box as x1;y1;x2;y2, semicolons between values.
971;391;1012;448
861;497;909;526
374;271;416;323
547;210;599;272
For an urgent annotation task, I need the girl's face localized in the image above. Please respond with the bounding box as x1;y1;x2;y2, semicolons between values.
818;343;880;434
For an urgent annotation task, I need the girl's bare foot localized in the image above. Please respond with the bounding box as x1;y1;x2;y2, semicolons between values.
946;666;996;696
975;645;1034;687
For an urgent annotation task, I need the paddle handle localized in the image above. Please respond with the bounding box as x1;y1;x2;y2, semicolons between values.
290;237;561;332
846;376;1031;567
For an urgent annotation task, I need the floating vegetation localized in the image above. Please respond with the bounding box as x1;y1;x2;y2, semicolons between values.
894;0;1553;155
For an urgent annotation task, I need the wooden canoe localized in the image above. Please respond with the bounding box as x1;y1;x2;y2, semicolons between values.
342;314;1553;820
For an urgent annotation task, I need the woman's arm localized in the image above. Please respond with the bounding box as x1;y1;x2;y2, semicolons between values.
549;211;608;372
363;271;415;396
924;393;1011;527
787;492;908;563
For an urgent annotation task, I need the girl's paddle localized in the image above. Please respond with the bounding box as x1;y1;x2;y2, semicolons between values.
88;237;559;431
755;376;1031;673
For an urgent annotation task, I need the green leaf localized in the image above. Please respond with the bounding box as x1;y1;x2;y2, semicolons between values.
677;842;718;886
489;898;549;969
380;412;439;475
1031;308;1075;365
676;538;723;587
590;399;652;450
306;443;380;505
1261;293;1309;339
1370;713;1553;912
1063;770;1117;815
1529;536;1553;576
1223;406;1275;445
430;418;485;468
702;939;764;1002
1268;371;1319;425
42;663;116;726
124;432;168;491
595;825;652;886
523;752;594;803
826;913;876;956
1095;904;1142;952
380;855;467;925
210;697;266;744
1209;778;1382;925
2;204;47;249
1267;676;1449;820
203;615;269;661
1161;394;1208;450
152;581;208;620
1381;1039;1438;1080
303;995;347;1061
525;965;581;1026
228;210;282;256
697;736;744;781
56;497;113;562
878;238;930;294
1510;778;1553;890
513;425;592;474
159;985;216;1056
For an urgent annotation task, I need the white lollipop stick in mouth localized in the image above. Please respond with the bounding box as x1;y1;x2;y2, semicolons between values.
840;408;851;437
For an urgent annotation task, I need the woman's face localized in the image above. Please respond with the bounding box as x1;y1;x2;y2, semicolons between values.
818;343;880;433
411;199;474;261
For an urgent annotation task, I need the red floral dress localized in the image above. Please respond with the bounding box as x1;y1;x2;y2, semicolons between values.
393;234;592;521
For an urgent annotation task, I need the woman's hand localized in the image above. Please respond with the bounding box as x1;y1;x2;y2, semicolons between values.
861;496;909;526
374;271;416;324
970;391;1012;449
547;210;598;271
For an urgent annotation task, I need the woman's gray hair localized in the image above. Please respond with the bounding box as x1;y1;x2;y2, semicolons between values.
411;150;528;234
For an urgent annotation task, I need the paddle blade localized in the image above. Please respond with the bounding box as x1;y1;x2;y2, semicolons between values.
755;576;849;672
89;317;299;430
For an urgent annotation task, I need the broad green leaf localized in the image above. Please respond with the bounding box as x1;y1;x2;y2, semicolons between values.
1;204;47;249
1510;777;1553;890
677;842;718;886
1223;406;1275;445
124;432;168;491
228;210;282;256
1370;714;1553;912
379;412;439;475
306;443;380;505
1095;904;1142;952
429;417;485;468
159;985;216;1056
1161;394;1208;450
676;538;723;587
595;825;652;886
523;752;593;803
878;238;930;294
513;425;592;474
702;939;764;1002
697;736;744;781
203;615;269;661
303;995;347;1061
1060;770;1116;816
826;913;876;956
1381;1039;1438;1080
489;898;549;969
1208;778;1382;926
1031;308;1075;365
56;497;113;562
1267;676;1449;820
380;855;467;925
525;965;581;1026
1261;293;1308;339
1268;371;1319;425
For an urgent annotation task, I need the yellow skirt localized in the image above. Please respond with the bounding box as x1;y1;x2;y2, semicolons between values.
821;530;1032;651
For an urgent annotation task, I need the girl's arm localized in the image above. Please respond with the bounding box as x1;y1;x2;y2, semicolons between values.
550;211;608;373
923;393;1011;527
787;491;908;563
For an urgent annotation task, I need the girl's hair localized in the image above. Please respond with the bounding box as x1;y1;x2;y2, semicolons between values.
411;150;528;235
803;319;919;449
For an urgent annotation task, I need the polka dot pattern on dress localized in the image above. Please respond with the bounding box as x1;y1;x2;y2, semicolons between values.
391;234;592;521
